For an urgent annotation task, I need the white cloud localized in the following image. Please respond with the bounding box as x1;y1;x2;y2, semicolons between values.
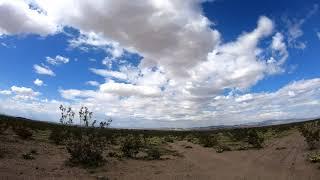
46;55;69;65
33;78;44;86
3;1;320;128
9;86;40;100
86;81;100;87
90;68;127;80
59;89;96;100
0;0;58;36
284;4;318;49
33;64;55;76
317;32;320;40
99;80;161;97
34;0;220;78
185;16;276;96
0;90;11;95
11;86;40;96
0;78;319;128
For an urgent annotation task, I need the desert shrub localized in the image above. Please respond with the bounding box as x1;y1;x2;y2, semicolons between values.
146;148;161;160
308;152;320;163
164;136;174;143
22;152;35;160
0;122;8;134
49;127;70;145
58;105;111;168
247;129;264;149
299;121;320;150
67;134;106;167
184;134;198;144
230;129;249;141
146;136;164;146
237;144;249;151
199;135;218;147
216;144;231;153
107;151;122;158
120;135;143;158
13;127;33;140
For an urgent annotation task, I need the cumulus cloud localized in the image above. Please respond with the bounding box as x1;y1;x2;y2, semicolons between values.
11;86;40;97
99;80;161;97
33;64;55;76
185;16;278;96
0;0;58;36
1;77;315;128
1;86;41;100
46;55;69;65
33;78;44;86
34;0;220;78
2;0;319;128
0;90;11;95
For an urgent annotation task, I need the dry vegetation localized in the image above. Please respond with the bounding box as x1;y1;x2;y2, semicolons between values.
0;108;320;179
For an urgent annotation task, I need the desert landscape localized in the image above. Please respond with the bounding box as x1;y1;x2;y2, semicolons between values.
1;0;320;180
1;113;320;180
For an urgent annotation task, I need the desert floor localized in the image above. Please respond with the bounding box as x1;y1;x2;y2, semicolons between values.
1;129;319;180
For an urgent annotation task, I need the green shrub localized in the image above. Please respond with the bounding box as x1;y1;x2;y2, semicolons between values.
66;134;106;167
230;129;249;141
146;148;161;160
13;127;33;140
308;152;320;163
216;144;231;153
247;129;264;149
120;135;143;158
164;136;174;143
49;128;69;145
299;122;320;150
199;135;218;147
58;105;111;168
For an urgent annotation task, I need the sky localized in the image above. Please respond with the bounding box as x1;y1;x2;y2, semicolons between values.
0;0;320;128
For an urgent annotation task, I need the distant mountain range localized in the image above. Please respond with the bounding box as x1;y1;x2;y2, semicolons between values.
190;117;320;131
1;113;319;131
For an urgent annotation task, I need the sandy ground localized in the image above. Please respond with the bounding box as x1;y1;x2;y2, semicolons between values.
1;130;319;180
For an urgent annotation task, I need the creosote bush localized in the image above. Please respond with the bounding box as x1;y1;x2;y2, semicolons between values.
120;135;143;158
247;129;264;149
49;127;69;145
308;151;320;164
58;105;111;168
199;135;218;147
299;121;320;150
146;148;161;160
67;134;106;167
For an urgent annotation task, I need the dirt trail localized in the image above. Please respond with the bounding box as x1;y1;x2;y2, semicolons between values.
104;132;320;180
1;131;320;180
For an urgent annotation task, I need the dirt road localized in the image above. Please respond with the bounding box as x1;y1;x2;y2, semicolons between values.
104;132;320;180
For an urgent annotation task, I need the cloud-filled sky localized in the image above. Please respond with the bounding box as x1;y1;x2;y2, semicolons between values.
0;0;320;128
